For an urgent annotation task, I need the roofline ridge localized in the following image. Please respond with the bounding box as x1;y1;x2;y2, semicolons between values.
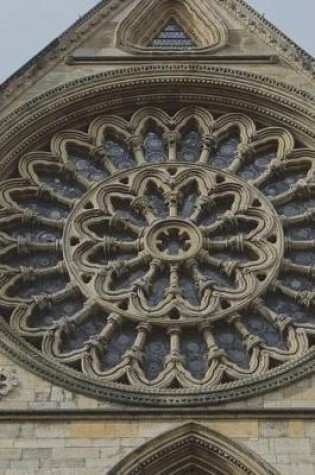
227;0;314;60
0;0;314;106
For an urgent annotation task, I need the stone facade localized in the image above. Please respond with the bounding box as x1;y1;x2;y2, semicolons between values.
0;1;314;474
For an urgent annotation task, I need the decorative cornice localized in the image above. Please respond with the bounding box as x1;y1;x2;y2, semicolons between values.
0;408;315;421
218;0;315;78
0;0;314;110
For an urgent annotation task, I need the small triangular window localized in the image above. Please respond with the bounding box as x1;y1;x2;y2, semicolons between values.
150;18;196;49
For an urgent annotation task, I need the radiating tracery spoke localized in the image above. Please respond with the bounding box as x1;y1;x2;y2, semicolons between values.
0;106;314;393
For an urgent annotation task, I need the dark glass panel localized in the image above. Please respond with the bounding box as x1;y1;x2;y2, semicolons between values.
178;131;202;162
144;132;166;163
150;20;195;49
239;150;275;181
1;222;62;243
263;292;314;324
104;140;136;170
276;197;315;217
30;296;85;328
1;250;60;269
242;313;287;349
9;275;69;300
143;327;169;380
68;152;108;182
100;321;136;370
209;134;239;169
13;195;69;220
60;309;107;353
36;169;86;199
214;322;250;368
260;170;306;196
180;330;208;379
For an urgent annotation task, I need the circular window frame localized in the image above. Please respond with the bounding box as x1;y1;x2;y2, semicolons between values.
0;65;314;406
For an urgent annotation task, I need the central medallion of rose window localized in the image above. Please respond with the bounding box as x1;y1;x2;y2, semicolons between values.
64;164;283;325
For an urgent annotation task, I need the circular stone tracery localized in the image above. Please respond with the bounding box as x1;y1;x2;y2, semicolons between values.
145;219;203;261
0;105;314;405
64;164;283;325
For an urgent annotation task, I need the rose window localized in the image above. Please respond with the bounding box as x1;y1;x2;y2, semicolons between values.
0;107;314;402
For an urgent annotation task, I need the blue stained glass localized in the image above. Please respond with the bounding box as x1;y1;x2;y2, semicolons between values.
9;274;69;300
61;310;108;353
150;19;196;49
214;322;250;368
239;151;275;181
143;328;169;381
242;313;287;349
180;331;208;379
104;140;136;170
30;296;85;328
36;169;86;199
68;152;109;182
101;322;136;371
210;135;239;169
179;131;202;162
263;293;314;324
14;195;69;220
144;132;166;163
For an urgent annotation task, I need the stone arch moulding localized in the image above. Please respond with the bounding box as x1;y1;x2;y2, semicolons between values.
107;422;280;475
116;0;228;54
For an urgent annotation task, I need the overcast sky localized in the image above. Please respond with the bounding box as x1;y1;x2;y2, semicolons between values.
0;0;314;84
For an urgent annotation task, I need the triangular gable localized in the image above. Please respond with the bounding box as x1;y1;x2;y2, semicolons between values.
0;0;314;110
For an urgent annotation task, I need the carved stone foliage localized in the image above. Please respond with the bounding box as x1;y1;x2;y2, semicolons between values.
0;106;314;404
117;0;228;54
0;368;18;399
108;422;281;475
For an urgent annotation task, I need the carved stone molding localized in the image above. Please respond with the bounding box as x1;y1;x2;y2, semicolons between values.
0;65;315;181
117;0;228;54
108;422;281;475
218;0;315;79
0;368;18;399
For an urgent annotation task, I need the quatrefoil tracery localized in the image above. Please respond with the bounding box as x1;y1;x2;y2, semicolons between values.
0;106;314;391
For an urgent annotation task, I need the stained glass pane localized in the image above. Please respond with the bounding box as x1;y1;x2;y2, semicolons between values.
150;19;196;49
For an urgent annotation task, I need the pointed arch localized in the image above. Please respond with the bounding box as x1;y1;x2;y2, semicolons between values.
108;422;280;475
116;0;228;55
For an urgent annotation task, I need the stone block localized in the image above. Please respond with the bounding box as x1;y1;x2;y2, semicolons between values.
10;459;40;470
0;448;21;459
259;421;289;438
40;458;86;468
52;447;100;459
289;420;305;438
35;423;70;439
22;448;52;459
270;437;310;455
213;420;259;438
70;421;138;438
